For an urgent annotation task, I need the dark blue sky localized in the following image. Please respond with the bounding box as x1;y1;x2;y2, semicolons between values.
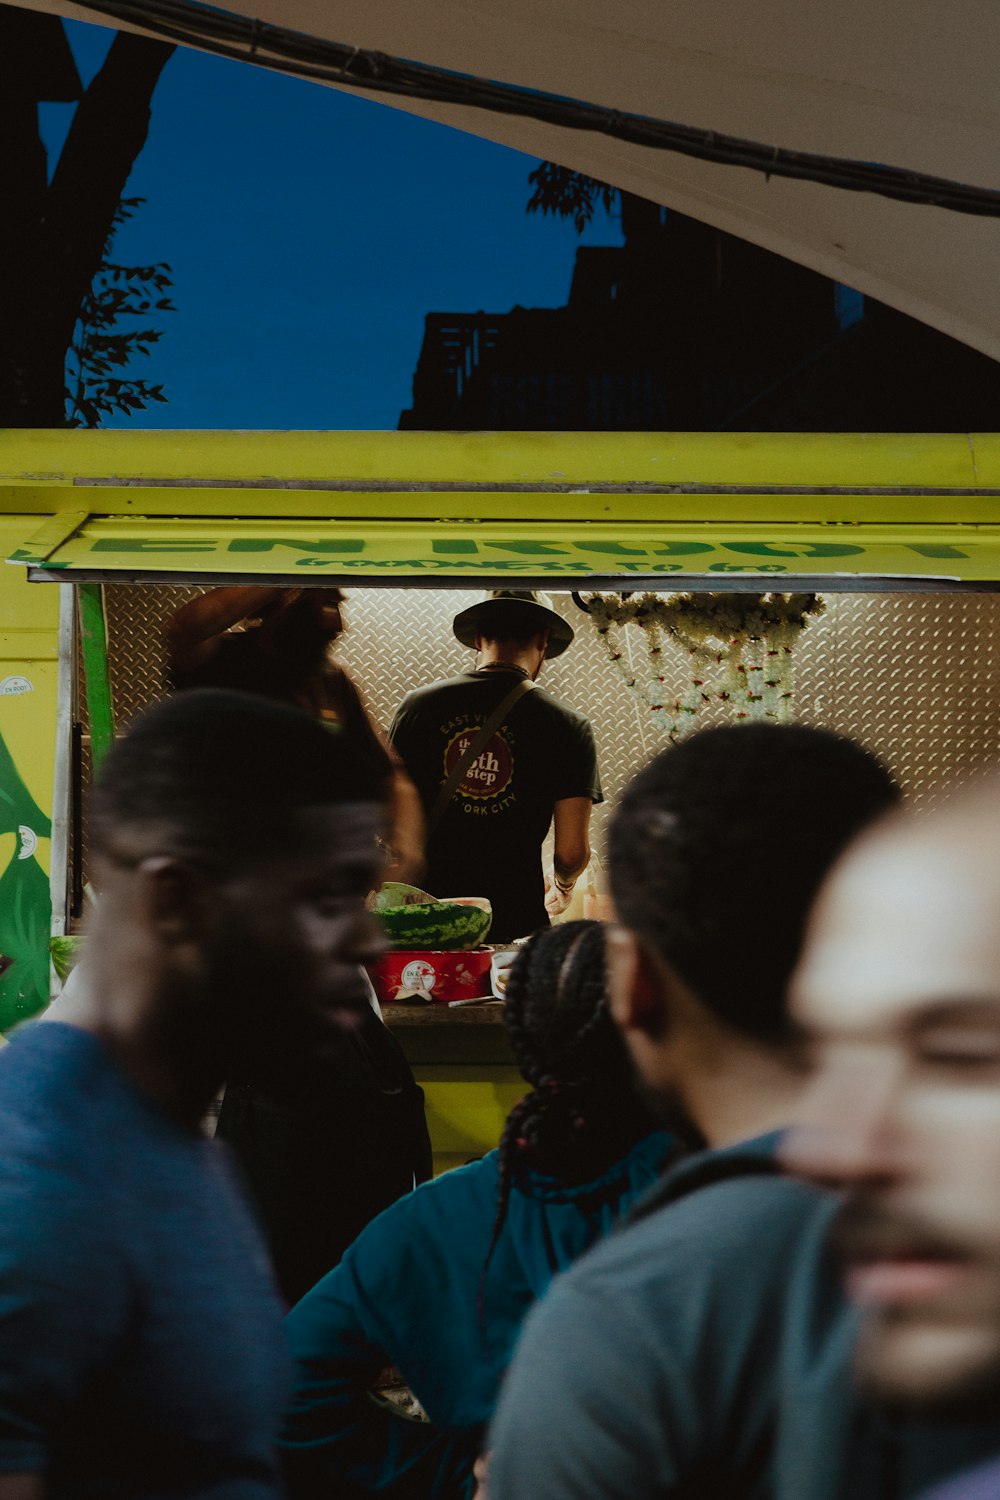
40;22;621;430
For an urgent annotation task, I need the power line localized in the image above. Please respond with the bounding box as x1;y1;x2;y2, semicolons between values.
71;0;1000;217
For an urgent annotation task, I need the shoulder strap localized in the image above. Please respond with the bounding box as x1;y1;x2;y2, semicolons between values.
627;1143;781;1226
426;676;535;837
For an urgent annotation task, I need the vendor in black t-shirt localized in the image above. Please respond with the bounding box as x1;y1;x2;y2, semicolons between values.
389;591;602;944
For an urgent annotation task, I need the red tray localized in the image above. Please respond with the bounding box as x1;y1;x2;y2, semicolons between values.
368;948;494;1005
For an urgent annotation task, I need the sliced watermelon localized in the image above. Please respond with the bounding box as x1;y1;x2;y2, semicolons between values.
49;935;85;983
377;900;492;951
449;897;492;915
372;882;437;912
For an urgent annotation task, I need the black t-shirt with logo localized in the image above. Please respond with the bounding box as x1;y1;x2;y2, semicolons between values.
389;669;602;943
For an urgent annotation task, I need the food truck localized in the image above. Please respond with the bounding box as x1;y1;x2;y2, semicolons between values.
4;427;1000;1169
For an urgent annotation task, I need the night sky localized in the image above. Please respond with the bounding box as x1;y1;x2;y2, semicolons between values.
39;21;622;430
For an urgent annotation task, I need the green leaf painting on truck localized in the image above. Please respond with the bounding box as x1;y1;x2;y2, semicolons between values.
0;727;52;1033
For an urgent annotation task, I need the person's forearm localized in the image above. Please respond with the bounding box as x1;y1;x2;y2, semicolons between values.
167;587;284;651
551;798;593;895
553;843;590;889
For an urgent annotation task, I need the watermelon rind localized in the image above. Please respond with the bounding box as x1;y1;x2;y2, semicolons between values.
372;882;438;912
49;934;85;983
378;900;492;951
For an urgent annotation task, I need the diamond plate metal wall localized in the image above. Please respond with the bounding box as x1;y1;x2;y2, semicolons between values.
102;584;204;725
82;586;1000;871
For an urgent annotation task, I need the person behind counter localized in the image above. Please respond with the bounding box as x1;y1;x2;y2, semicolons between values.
389;591;601;945
166;585;424;884
279;920;674;1500
167;587;432;1304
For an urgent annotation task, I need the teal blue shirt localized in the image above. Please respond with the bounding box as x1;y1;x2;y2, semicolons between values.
282;1131;671;1498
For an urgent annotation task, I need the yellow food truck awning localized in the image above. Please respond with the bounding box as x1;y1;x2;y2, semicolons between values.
6;431;1000;590
12;514;1000;590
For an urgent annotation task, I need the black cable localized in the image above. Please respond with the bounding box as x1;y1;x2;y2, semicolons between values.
73;0;1000;217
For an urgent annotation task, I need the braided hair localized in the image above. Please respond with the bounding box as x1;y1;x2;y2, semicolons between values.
477;921;659;1350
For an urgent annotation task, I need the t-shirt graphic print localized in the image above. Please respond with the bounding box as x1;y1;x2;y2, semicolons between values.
390;671;601;943
444;721;516;807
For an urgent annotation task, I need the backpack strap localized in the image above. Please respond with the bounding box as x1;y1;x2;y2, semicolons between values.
628;1139;782;1225
425;677;535;837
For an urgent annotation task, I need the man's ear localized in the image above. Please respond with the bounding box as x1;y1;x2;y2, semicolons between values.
135;856;209;945
605;925;670;1040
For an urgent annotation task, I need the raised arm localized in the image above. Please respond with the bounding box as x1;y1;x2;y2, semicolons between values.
165;587;288;673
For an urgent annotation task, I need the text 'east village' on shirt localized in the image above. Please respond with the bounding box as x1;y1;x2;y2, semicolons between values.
389;670;602;943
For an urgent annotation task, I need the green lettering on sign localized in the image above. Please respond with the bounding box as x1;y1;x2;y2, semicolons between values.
90;539;216;553
484;542;569;556
652;543;716;556
723;543;865;558
906;545;970;559
228;538;365;554
576;542;648;557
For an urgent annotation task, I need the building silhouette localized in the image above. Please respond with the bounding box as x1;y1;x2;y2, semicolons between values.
400;195;1000;432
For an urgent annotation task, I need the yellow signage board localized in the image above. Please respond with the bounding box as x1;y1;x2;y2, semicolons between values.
10;515;1000;583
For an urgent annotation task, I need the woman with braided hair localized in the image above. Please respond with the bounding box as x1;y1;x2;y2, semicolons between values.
280;921;673;1500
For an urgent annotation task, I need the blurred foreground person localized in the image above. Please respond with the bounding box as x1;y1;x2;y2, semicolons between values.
168;586;424;882
0;690;387;1499
488;724;898;1500
785;781;1000;1499
280;921;672;1500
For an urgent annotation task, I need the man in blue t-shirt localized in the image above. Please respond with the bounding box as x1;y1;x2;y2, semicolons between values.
0;689;389;1500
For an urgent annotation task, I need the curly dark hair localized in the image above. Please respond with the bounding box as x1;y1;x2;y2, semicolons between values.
608;723;900;1044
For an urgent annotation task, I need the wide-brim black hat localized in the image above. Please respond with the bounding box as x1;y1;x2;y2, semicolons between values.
452;590;575;659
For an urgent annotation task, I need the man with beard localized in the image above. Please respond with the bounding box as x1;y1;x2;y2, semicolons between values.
0;690;387;1499
488;724;898;1500
167;586;424;882
783;780;1000;1500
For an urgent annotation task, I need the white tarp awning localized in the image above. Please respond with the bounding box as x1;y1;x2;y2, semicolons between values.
10;0;1000;360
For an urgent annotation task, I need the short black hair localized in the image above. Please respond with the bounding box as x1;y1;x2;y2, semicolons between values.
609;723;899;1043
91;689;387;870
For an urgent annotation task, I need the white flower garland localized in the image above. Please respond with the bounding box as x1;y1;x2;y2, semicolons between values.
586;592;825;739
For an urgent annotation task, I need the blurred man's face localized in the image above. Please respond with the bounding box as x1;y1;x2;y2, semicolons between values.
209;801;385;1093
784;820;1000;1407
